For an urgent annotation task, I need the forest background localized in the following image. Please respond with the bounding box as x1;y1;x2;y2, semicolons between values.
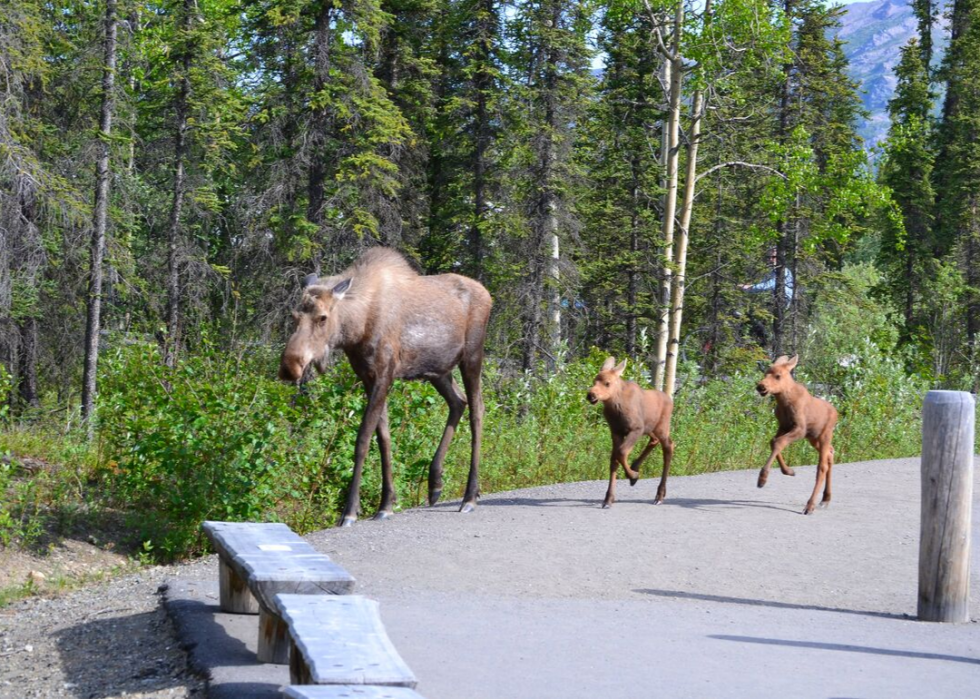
1;0;978;563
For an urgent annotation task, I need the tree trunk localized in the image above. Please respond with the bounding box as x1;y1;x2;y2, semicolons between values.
470;0;495;281
626;156;641;357
17;317;39;409
164;0;193;368
664;16;708;396
81;0;118;427
307;5;333;234
653;12;682;390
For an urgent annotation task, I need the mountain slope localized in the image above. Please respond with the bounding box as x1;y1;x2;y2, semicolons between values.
837;0;946;148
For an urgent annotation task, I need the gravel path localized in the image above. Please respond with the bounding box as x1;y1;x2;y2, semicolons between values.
0;566;205;699
1;456;977;698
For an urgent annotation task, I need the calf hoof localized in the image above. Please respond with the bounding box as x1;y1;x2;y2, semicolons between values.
629;476;639;487
338;516;357;528
459;501;476;514
782;468;796;477
428;488;442;506
802;503;815;515
373;510;394;521
757;474;768;488
601;498;614;509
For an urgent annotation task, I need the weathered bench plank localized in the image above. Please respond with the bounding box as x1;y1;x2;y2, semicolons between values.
283;686;426;699
202;521;356;663
275;594;417;688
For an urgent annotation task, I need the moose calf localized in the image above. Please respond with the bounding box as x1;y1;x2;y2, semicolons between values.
756;354;838;514
587;357;674;508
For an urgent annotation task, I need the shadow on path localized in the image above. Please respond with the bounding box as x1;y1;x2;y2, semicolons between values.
709;634;980;666
634;588;910;620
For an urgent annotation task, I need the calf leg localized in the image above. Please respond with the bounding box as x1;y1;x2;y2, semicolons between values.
426;374;467;506
603;450;619;509
654;435;674;504
628;437;660;486
803;437;833;515
758;429;802;488
776;453;795;477
604;432;641;508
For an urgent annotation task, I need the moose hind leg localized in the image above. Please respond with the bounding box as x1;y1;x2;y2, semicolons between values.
427;374;467;506
459;359;484;513
803;439;832;515
654;436;674;504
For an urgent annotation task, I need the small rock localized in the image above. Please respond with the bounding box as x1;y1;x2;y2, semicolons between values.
27;571;46;585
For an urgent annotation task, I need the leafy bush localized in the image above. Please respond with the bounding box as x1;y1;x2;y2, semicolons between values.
90;335;934;561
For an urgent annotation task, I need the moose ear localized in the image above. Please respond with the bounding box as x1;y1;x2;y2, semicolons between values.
774;354;790;365
301;273;319;289
613;359;627;376
331;277;352;300
601;356;617;372
785;354;799;370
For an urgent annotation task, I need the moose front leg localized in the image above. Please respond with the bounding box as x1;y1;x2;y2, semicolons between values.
373;403;395;520
604;432;641;508
341;377;392;527
758;427;803;488
628;437;660;486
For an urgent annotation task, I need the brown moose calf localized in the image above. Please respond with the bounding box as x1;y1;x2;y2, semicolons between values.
587;357;674;508
755;354;838;514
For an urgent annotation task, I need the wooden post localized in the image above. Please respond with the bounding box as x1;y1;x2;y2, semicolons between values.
218;558;259;614
918;390;975;622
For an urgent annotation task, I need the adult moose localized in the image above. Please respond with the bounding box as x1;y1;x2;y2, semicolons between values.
755;354;838;514
279;248;492;526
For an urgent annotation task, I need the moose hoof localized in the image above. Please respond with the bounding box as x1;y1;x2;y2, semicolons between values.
373;511;393;521
459;501;476;514
757;476;768;488
802;505;815;515
428;488;443;506
629;477;639;487
783;468;796;477
601;500;614;509
654;494;665;505
338;516;357;528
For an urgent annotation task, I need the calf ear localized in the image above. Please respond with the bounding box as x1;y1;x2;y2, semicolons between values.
613;359;627;376
601;356;617;371
785;354;799;371
332;277;352;300
301;273;319;289
774;354;790;365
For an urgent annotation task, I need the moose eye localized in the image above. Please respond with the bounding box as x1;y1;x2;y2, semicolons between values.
604;381;610;387
317;314;328;324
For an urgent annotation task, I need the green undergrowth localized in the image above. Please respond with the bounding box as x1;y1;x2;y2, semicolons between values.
0;338;957;563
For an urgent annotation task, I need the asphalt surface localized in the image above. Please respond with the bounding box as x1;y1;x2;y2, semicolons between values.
168;457;980;698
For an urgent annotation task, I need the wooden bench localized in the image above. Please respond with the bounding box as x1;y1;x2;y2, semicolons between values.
283;687;426;699
201;521;356;663
274;594;417;689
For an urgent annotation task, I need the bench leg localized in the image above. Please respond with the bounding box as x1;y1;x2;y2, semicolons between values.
218;558;259;614
257;605;290;664
289;638;313;684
